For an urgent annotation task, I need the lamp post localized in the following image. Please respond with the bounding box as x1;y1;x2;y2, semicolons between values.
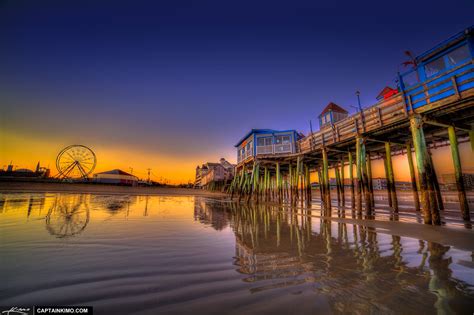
356;90;362;112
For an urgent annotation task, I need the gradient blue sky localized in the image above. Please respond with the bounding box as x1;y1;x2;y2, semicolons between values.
1;0;473;182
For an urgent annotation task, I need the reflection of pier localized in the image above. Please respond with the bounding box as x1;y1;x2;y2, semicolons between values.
202;201;473;314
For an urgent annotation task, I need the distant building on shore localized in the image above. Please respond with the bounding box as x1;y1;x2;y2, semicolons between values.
94;169;138;186
441;173;474;191
0;162;50;179
195;158;235;189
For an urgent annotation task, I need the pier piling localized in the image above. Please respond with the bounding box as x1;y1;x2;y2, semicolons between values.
448;126;470;221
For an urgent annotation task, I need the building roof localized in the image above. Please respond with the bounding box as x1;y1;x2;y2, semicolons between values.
319;102;348;116
376;86;398;100
95;169;135;177
235;129;297;147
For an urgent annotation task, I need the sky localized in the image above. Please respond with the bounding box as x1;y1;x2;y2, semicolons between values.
1;0;473;183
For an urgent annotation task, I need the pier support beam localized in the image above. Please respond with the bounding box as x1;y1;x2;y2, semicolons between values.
340;158;345;206
410;115;441;225
428;152;444;212
360;139;372;215
448;126;470;221
406;143;420;212
305;164;311;205
322;147;331;210
335;163;342;205
385;142;398;213
366;153;374;207
355;137;363;214
348;151;355;209
276;162;282;203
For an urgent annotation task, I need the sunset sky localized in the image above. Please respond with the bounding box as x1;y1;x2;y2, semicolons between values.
1;0;473;183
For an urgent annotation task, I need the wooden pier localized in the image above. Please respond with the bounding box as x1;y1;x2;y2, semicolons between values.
228;27;474;225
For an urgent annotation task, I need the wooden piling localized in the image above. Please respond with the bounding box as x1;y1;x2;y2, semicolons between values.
348;151;355;209
385;142;398;212
383;156;393;208
448;126;470;221
366;153;374;207
276;162;281;202
340;158;345;206
305;164;311;205
318;167;324;201
360;139;372;215
355;137;363;213
322;147;330;205
335;163;341;205
410;115;434;224
406;143;420;212
428;152;444;211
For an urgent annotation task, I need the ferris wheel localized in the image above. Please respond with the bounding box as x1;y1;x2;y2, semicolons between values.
56;145;97;179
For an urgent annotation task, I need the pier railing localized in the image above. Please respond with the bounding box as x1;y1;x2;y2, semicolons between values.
299;93;407;153
299;62;474;154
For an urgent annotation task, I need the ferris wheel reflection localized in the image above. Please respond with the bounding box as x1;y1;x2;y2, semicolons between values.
45;195;90;238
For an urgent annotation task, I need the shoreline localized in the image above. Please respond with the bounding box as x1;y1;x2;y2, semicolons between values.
0;181;227;197
2;181;474;252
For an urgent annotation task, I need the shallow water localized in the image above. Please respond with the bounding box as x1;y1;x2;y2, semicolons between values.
0;193;473;314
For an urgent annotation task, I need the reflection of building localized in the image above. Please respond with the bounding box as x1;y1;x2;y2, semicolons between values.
195;158;235;189
194;199;228;230
93;169;138;186
441;173;474;190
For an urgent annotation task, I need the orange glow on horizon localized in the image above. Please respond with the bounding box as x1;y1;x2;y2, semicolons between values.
1;129;473;184
0;130;236;184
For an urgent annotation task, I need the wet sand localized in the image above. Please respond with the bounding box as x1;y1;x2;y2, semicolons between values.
0;181;227;197
1;181;473;252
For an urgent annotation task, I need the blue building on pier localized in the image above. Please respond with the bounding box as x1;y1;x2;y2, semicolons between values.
235;129;300;164
399;26;473;109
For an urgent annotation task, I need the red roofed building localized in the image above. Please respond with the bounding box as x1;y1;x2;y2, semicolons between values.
94;169;138;186
318;102;348;128
376;86;399;100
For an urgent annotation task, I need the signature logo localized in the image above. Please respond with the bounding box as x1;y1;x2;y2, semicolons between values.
1;307;31;315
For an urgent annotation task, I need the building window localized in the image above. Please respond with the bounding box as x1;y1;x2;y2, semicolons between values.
425;57;446;78
446;44;470;67
257;137;272;146
275;135;290;144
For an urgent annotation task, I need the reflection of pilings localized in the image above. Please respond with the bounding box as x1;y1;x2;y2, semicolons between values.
427;242;457;314
448;126;470;221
